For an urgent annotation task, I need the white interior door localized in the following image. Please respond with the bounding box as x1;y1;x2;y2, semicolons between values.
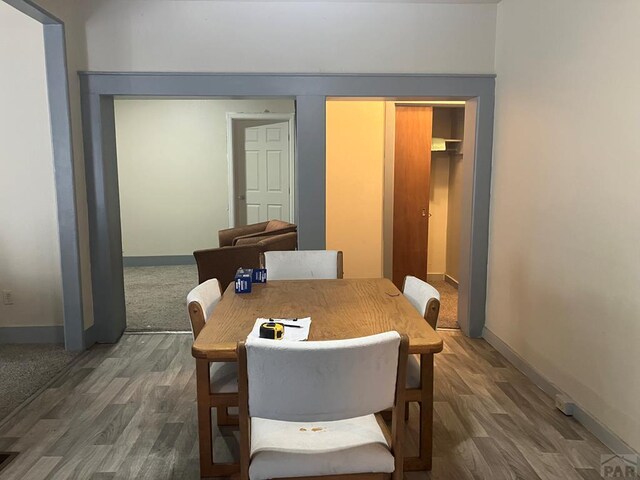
234;119;291;226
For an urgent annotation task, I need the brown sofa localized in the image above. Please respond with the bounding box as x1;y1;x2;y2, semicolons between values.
218;220;297;247
193;231;298;290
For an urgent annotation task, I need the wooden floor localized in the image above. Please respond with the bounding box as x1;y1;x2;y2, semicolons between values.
0;332;611;480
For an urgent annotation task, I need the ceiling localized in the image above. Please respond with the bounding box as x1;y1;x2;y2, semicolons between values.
206;0;501;3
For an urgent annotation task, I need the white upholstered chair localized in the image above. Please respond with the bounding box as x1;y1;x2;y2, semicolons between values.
260;250;343;280
237;332;409;480
187;279;238;426
402;276;441;331
402;276;441;400
187;278;222;339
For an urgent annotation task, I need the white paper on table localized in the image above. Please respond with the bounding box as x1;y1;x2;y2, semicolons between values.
248;317;312;341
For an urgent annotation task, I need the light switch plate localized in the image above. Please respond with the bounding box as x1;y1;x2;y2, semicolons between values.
2;290;13;305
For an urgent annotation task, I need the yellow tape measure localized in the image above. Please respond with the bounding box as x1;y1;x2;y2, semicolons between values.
259;322;284;340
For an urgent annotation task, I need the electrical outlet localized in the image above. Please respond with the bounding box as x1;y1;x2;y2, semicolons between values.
2;290;14;305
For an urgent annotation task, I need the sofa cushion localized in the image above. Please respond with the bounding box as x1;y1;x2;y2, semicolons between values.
265;220;293;232
234;236;265;246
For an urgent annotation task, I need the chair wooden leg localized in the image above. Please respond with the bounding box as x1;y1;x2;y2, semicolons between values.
196;359;214;476
197;360;240;477
419;354;434;470
216;407;239;426
238;342;251;480
217;407;229;426
404;354;434;472
380;410;393;422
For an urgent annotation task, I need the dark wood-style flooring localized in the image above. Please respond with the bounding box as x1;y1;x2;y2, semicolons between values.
0;332;611;479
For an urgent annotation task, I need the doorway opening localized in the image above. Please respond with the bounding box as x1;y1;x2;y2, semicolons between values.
113;97;296;332
326;99;466;330
227;113;296;227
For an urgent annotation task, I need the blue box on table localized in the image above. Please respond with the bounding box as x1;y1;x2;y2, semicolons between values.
252;268;267;283
234;268;253;293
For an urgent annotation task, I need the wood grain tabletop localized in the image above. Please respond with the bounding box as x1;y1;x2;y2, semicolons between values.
192;278;443;360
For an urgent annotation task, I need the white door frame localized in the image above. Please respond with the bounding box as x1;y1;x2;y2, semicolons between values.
226;112;296;227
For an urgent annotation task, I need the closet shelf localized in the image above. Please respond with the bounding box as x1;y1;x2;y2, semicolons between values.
431;138;463;152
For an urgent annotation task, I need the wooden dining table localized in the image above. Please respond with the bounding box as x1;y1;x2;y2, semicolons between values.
191;278;443;478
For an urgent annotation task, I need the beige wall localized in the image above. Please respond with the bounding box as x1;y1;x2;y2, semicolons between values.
383;102;396;280
0;3;62;328
490;0;640;452
114;98;295;256
427;155;450;276
326;101;385;278
429;108;465;279
446;109;465;282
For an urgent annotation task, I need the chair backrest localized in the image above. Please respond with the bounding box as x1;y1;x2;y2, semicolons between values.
262;250;343;280
402;276;441;330
186;278;222;339
240;332;404;422
193;244;262;287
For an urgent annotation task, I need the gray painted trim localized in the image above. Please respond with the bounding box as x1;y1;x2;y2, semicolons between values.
0;326;65;344
2;0;62;24
43;24;85;352
80;72;495;98
456;98;494;337
79;72;494;342
3;0;85;351
295;96;327;249
483;327;638;456
122;256;196;267
81;94;126;344
467;97;494;337
83;324;96;346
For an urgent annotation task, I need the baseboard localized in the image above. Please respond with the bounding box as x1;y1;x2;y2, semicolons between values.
483;326;638;456
444;274;459;289
0;326;64;344
83;323;96;348
482;327;560;398
426;273;445;282
122;255;196;267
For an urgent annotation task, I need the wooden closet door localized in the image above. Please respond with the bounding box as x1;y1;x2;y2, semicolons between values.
392;106;433;288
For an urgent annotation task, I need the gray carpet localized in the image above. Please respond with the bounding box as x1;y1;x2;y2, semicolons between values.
430;280;459;329
0;344;77;422
123;264;198;332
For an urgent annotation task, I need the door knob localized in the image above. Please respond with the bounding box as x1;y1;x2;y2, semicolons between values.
237;194;246;200
421;209;427;217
